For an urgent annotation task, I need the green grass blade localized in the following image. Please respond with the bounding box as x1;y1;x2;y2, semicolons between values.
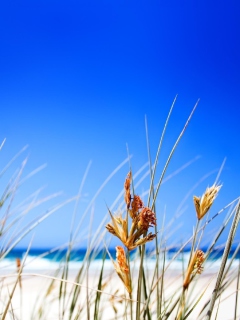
151;99;199;211
234;258;240;320
94;250;107;320
205;202;240;320
1;239;32;320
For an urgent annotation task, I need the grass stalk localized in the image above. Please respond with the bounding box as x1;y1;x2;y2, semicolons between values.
1;240;32;320
234;259;240;320
93;250;107;320
151;99;199;211
205;201;240;320
137;99;199;320
234;258;240;320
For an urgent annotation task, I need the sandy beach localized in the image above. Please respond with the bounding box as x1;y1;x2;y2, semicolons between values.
1;266;239;320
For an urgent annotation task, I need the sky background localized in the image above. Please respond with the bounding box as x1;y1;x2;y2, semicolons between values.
0;0;239;249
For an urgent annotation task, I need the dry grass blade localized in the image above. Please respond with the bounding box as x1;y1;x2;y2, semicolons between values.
136;99;198;320
1;240;32;320
0;138;6;150
234;258;240;320
205;201;240;320
94;250;107;320
72;156;132;241
198;245;240;318
1;196;79;261
0;273;140;304
183;279;213;320
151;99;199;211
59;161;92;319
146;94;177;208
145;114;159;319
0;145;28;178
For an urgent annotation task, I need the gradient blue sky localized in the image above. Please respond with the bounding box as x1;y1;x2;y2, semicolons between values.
1;1;239;248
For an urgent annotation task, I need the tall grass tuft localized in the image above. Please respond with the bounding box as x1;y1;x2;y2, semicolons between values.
0;99;239;320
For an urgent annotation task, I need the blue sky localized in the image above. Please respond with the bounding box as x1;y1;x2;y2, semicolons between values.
0;0;239;249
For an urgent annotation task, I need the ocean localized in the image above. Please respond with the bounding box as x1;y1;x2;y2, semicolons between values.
1;246;239;273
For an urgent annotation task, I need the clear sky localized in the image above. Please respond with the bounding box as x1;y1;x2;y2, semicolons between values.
1;1;239;249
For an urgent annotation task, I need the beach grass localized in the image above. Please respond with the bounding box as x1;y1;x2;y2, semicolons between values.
0;98;239;320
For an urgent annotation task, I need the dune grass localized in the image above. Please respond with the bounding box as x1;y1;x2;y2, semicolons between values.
0;98;239;319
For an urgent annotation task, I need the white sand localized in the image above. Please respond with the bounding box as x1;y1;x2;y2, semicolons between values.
0;268;239;320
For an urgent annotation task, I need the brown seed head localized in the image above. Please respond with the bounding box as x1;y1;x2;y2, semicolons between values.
16;258;21;270
183;250;205;289
194;250;205;274
131;195;144;218
124;171;132;209
16;258;22;288
116;246;129;273
106;224;117;235
194;184;222;220
130;232;156;249
138;207;156;230
114;246;132;293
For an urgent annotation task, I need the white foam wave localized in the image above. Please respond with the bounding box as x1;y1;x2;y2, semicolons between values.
0;255;238;274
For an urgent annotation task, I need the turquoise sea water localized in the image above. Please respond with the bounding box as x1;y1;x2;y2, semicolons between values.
1;246;239;273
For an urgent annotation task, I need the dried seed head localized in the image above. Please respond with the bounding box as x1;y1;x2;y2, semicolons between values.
124;171;132;209
193;184;222;220
138;207;156;230
116;246;129;273
16;258;22;288
114;246;132;293
130;232;156;249
16;258;21;270
193;196;201;219
106;224;117;235
124;171;131;189
106;210;128;244
183;250;205;289
131;195;144;218
194;250;205;274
